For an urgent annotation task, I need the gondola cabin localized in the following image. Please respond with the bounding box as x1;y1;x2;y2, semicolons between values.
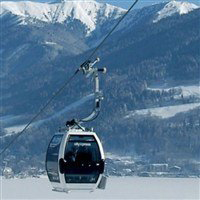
46;128;106;193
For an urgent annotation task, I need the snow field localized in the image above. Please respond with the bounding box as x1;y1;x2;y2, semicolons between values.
0;176;199;199
147;85;200;99
126;103;200;119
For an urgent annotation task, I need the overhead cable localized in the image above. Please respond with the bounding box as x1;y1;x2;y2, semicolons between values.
0;0;139;156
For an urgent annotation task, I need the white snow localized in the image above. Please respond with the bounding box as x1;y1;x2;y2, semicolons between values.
0;1;125;34
0;125;26;140
106;152;133;161
147;84;200;99
44;41;57;45
0;176;199;199
4;124;26;135
125;103;200;119
153;1;199;23
0;115;26;138
180;85;200;98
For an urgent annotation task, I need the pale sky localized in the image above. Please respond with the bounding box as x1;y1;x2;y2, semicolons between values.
0;0;200;9
98;0;200;9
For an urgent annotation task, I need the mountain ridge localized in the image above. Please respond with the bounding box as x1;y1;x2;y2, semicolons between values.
1;1;199;34
0;0;125;35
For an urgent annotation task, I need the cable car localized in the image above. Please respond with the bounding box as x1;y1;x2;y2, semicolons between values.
46;58;107;192
46;128;106;193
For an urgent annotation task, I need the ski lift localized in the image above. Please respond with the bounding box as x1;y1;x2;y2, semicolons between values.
46;128;106;192
46;58;107;193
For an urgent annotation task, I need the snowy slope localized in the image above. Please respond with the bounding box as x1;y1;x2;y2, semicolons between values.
147;84;200;99
0;0;125;34
1;1;199;35
125;103;200;119
153;1;199;23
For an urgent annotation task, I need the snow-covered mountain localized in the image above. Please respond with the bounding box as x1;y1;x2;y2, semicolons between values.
1;0;199;38
1;1;199;34
0;0;125;35
153;1;199;23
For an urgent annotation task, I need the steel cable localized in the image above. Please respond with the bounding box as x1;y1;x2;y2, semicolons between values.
0;0;139;156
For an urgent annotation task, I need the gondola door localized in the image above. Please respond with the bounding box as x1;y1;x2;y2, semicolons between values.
46;133;64;191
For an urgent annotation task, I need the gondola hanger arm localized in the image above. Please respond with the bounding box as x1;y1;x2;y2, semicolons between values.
66;58;106;127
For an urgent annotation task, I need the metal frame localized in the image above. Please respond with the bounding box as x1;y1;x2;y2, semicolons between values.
80;58;106;123
66;58;106;127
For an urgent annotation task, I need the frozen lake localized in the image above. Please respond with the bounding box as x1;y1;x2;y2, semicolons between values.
0;176;199;199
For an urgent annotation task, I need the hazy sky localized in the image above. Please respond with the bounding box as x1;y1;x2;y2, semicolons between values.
0;0;199;9
98;0;200;9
